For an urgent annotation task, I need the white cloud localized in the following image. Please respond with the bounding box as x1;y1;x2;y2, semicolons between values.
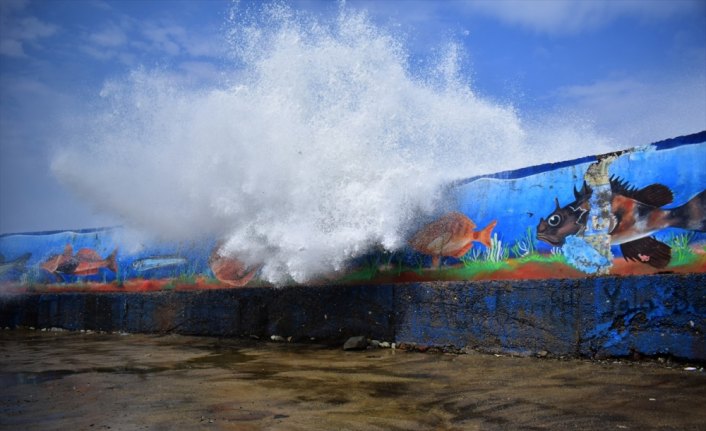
82;15;224;65
341;0;703;38
0;38;25;57
15;16;58;40
116;51;136;65
179;61;223;84
80;44;117;61
89;25;127;47
181;35;226;58
0;6;58;58
140;22;186;56
0;0;29;16
126;19;226;59
86;0;113;12
552;74;706;147
461;0;703;34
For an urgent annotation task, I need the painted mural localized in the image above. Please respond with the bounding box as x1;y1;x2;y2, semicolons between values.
1;132;705;293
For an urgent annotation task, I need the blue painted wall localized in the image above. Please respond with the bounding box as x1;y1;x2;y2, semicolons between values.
2;132;705;287
452;136;706;258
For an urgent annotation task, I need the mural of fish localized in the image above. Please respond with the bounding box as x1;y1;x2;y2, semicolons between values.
536;182;593;246
537;177;706;268
409;212;497;267
209;248;259;287
131;256;187;272
0;252;31;276
41;245;118;276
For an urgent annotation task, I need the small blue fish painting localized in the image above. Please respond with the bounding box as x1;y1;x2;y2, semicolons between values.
131;256;188;272
0;252;31;276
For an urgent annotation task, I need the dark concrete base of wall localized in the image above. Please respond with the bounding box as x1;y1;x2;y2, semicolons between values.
1;274;704;361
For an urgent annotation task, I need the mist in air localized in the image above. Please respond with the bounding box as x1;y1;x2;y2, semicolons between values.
52;3;611;284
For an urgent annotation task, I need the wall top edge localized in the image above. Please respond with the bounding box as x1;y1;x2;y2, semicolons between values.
452;130;706;187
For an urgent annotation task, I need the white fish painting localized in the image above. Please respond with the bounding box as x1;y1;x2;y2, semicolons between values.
131;256;188;272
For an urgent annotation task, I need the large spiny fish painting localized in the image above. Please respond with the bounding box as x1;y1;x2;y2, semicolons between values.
410;212;497;268
536;177;706;268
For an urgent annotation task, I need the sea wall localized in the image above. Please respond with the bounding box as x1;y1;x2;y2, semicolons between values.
1;273;704;360
1;132;705;360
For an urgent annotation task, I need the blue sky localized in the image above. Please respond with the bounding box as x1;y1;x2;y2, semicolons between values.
1;0;705;234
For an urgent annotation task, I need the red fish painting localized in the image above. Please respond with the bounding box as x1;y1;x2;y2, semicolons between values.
409;212;497;267
41;245;118;276
209;248;260;287
537;177;706;268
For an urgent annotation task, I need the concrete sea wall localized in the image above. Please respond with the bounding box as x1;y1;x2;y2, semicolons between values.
2;273;704;361
1;132;705;360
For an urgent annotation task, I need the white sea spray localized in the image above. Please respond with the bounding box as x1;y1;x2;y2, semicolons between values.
52;3;609;284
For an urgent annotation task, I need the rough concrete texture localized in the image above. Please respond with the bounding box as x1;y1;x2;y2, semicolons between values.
1;330;705;431
0;284;395;343
395;274;706;360
394;280;581;356
1;273;704;361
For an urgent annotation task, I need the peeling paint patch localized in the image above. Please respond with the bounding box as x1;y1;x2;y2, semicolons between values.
562;236;611;274
580;156;616;274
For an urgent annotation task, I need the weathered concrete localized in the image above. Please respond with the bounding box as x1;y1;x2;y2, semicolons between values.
580;275;706;359
394;274;706;360
394;279;583;356
1;273;704;361
1;284;395;343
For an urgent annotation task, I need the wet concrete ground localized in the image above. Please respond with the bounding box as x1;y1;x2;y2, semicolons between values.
1;330;705;431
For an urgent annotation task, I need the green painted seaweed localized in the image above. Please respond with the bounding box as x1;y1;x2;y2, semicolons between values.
176;273;197;285
461;247;483;266
443;260;511;279
510;227;537;258
337;266;379;283
518;252;567;264
484;233;506;262
667;232;698;266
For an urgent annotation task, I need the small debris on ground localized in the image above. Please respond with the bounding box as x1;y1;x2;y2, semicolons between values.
343;336;368;351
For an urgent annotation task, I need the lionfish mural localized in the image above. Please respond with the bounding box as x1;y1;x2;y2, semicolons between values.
537;177;706;268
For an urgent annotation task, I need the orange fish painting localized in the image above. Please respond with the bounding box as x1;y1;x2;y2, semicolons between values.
41;244;118;276
409;212;497;267
209;248;260;287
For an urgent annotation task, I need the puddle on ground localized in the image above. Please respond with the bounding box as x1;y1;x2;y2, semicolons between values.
1;329;705;431
0;370;75;387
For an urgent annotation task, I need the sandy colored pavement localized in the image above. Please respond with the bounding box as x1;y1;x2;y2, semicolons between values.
1;329;705;430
